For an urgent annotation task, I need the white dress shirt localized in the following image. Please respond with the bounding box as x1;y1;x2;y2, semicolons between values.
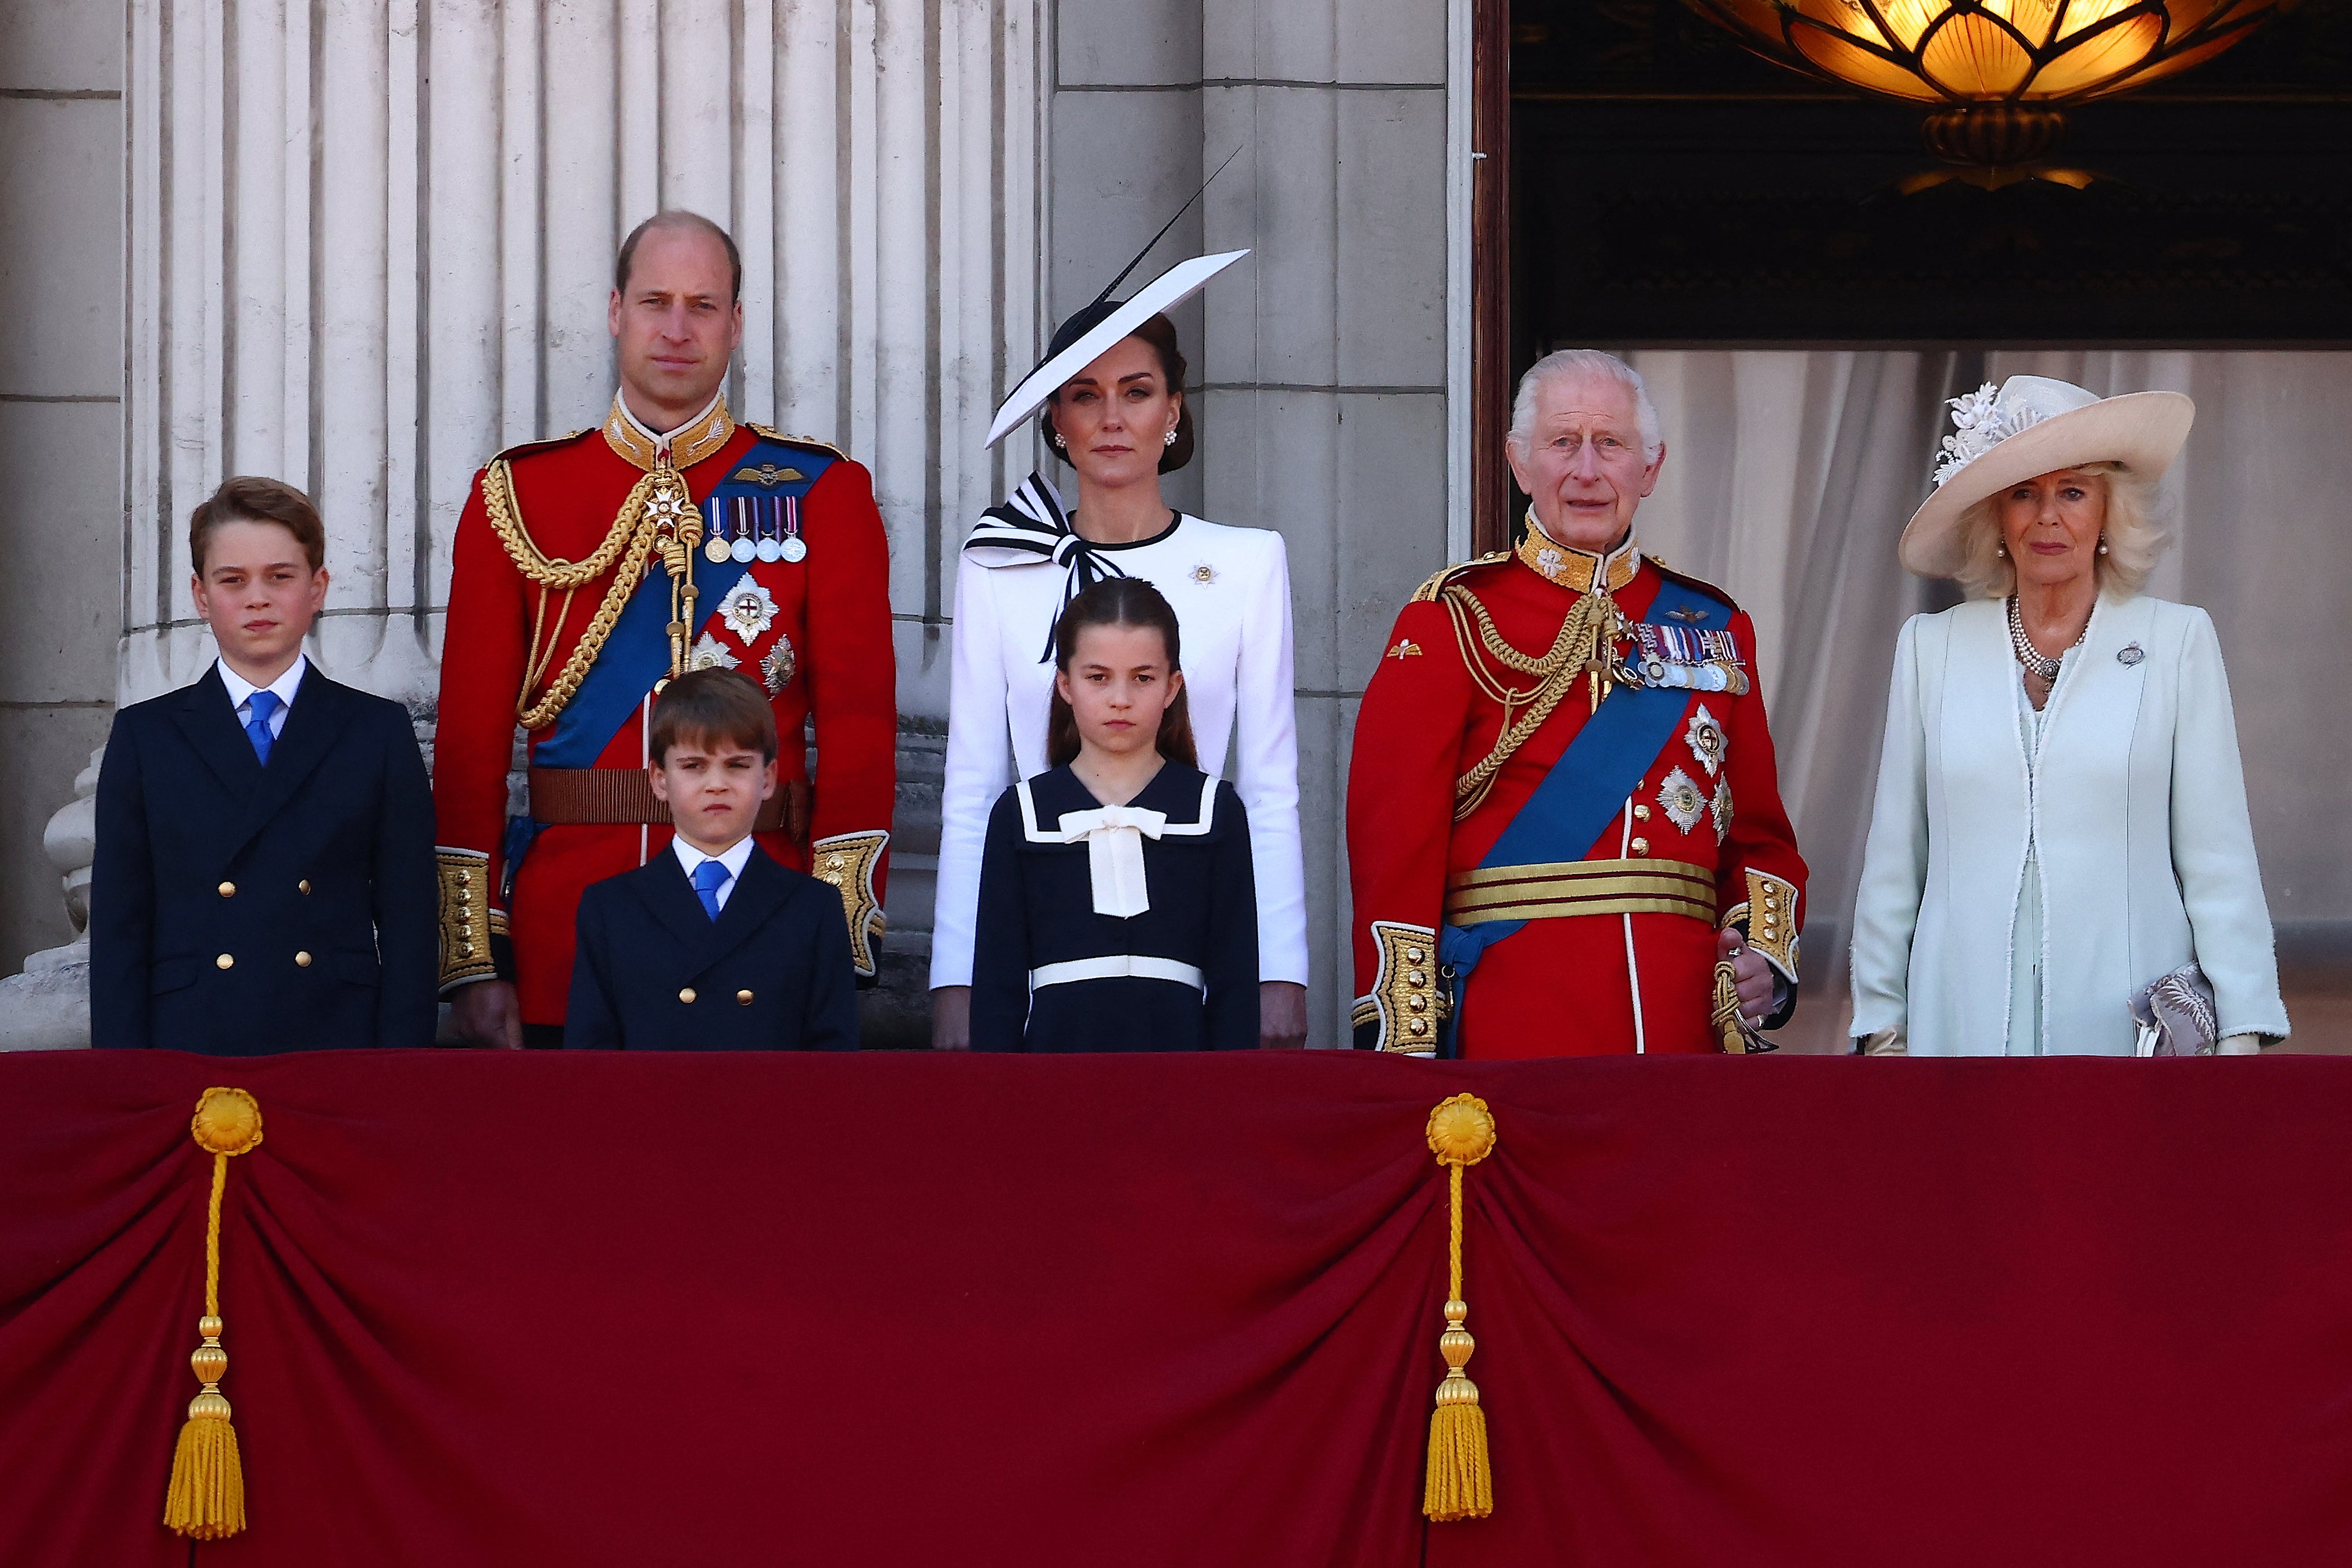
216;653;309;742
671;833;756;913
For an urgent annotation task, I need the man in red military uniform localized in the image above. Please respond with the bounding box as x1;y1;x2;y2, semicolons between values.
1348;350;1805;1056
436;212;896;1048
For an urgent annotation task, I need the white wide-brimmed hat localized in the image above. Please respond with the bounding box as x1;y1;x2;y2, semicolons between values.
1900;375;2194;578
983;249;1250;449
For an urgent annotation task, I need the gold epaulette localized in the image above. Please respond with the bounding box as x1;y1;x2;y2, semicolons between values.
745;424;848;461
1409;552;1512;603
484;427;591;468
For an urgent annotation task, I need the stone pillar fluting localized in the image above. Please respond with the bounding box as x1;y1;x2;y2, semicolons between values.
1;0;1049;1041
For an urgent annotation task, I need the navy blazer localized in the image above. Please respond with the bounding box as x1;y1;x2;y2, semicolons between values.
91;664;439;1053
564;844;860;1051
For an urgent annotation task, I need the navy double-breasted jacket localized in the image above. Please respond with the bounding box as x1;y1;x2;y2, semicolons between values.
564;845;860;1051
91;665;440;1053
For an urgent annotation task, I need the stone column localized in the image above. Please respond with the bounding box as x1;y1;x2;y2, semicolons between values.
123;0;1046;717
0;0;1052;1041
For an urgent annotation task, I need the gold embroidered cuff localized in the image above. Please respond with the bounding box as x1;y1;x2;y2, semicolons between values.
1366;921;1448;1055
1722;869;1800;983
436;848;499;993
812;830;889;979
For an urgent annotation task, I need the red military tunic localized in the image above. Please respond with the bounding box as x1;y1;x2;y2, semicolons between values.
1347;527;1805;1056
433;394;897;1026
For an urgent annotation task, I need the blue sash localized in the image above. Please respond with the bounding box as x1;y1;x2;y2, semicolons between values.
1437;574;1730;1055
532;440;832;768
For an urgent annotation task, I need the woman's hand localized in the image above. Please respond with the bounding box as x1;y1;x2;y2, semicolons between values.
1259;982;1309;1050
931;986;972;1051
1715;927;1776;1023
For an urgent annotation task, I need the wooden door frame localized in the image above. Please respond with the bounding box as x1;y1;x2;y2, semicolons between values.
1470;0;1513;557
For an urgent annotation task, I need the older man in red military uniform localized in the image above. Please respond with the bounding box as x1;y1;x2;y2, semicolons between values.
1348;349;1805;1057
437;212;896;1049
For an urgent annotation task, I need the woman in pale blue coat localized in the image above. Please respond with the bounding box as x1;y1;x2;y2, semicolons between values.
1849;375;2288;1057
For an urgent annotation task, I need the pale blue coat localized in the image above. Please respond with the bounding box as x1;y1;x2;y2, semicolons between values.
1849;593;2289;1055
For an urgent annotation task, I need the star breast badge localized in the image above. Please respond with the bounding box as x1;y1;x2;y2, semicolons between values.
717;575;781;646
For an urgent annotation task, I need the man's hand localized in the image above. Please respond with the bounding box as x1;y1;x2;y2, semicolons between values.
1259;981;1309;1050
931;986;972;1051
1716;927;1775;1025
448;979;524;1050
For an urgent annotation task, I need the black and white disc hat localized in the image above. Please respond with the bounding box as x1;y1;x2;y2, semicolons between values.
984;148;1251;450
983;250;1250;449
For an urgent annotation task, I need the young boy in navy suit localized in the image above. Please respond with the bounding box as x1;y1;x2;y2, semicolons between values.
564;669;859;1050
91;477;439;1053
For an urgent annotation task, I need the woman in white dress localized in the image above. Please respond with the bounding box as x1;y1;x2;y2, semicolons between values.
1848;374;2287;1057
930;251;1309;1048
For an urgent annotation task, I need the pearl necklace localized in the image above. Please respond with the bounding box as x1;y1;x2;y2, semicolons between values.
2007;594;2086;683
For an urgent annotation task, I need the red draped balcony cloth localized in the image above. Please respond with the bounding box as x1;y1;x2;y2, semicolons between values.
2;1051;2348;1566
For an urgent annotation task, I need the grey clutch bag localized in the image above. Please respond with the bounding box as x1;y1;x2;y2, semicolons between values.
2131;964;2219;1057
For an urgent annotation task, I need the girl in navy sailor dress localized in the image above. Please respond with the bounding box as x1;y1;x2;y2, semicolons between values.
971;579;1259;1053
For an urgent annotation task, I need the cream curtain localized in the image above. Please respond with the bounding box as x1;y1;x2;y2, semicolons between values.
1617;349;2352;1046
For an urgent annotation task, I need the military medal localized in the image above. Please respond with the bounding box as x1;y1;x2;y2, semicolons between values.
779;496;808;563
702;500;733;564
754;504;784;562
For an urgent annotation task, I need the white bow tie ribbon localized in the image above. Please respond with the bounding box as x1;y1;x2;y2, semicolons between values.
1053;804;1169;918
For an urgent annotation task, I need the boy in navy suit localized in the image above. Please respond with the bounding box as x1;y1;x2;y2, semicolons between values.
92;477;439;1053
564;669;859;1050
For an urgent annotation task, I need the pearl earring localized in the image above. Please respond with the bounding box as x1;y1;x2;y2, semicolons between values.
2097;536;2110;555
1051;432;1066;449
1996;543;2007;558
1162;428;1177;448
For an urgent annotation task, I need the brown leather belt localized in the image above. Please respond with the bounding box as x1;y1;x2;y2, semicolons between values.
527;767;810;846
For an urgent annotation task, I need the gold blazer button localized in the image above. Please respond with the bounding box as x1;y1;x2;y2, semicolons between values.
298;879;312;894
679;987;698;1004
1630;837;1651;857
215;954;235;970
295;951;313;967
217;881;236;897
736;989;754;1005
1633;804;1651;821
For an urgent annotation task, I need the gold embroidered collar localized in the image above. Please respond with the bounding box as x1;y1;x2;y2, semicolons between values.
603;390;736;472
1516;510;1641;593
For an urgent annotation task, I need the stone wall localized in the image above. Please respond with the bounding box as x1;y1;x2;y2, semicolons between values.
0;1;121;973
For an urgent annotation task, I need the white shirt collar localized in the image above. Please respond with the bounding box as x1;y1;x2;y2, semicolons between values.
671;832;756;883
617;388;726;452
216;653;309;714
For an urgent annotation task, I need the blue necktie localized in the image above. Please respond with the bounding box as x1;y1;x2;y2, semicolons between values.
692;858;729;922
244;690;281;765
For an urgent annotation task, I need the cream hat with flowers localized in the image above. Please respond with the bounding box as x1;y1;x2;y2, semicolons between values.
1900;375;2193;578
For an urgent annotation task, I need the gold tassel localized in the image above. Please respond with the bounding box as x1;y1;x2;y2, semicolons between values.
164;1087;264;1541
1422;1093;1497;1523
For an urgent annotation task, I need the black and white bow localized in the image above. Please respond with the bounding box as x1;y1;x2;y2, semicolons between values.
964;471;1131;663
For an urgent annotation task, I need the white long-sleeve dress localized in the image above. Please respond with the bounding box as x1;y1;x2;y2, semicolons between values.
930;504;1309;991
1848;592;2289;1055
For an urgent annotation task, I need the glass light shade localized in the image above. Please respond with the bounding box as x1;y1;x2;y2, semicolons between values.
1683;0;2277;108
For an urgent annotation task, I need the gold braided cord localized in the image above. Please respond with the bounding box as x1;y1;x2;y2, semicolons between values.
481;460;671;729
202;1151;227;1315
484;461;654;587
1447;1161;1465;1300
1443;583;1619;819
516;525;660;730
